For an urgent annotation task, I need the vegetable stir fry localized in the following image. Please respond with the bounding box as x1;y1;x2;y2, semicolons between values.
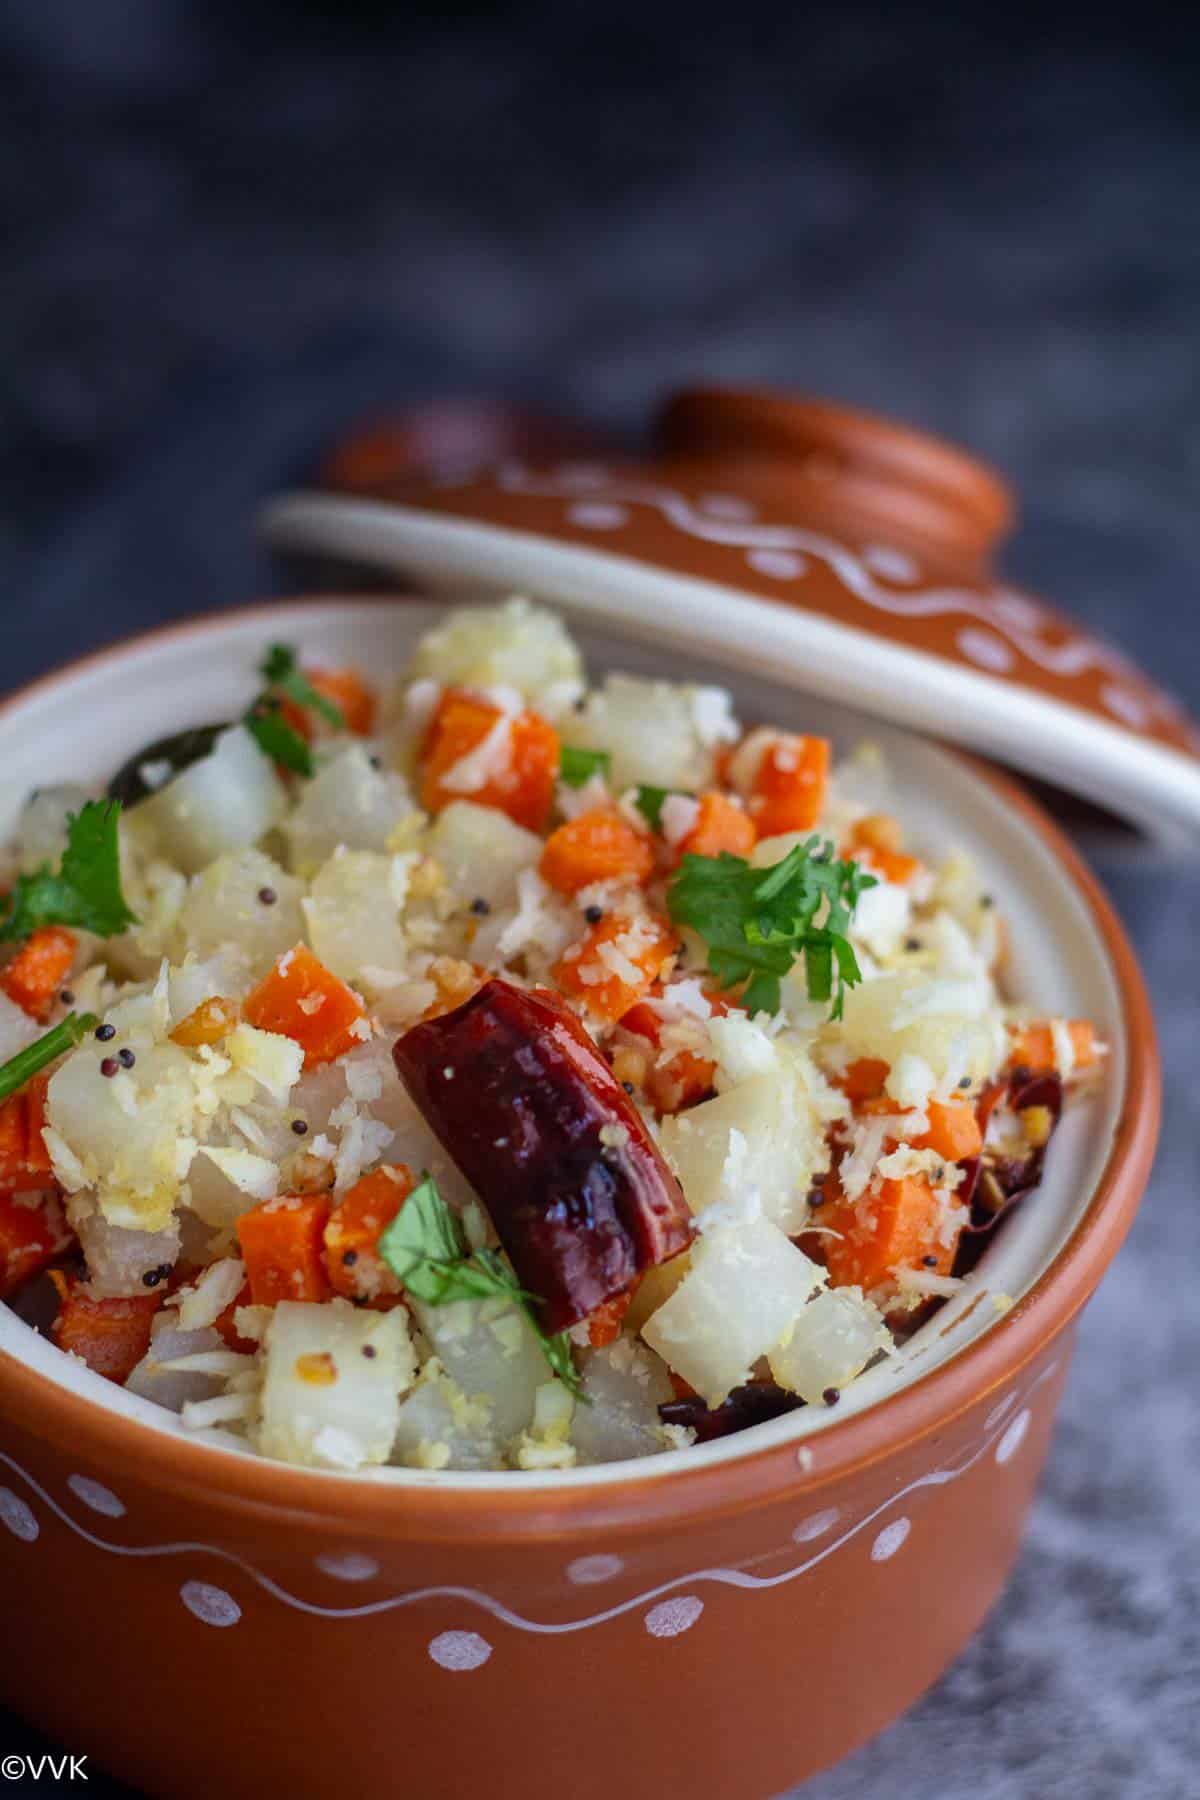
0;599;1103;1471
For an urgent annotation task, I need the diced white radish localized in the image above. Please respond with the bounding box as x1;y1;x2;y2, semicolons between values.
15;784;94;873
225;1024;303;1106
167;950;252;1022
255;1299;415;1469
283;745;412;875
570;1341;673;1464
642;1215;825;1407
135;725;287;875
768;1287;892;1402
125;1322;226;1413
392;1365;501;1470
176;849;304;971
402;597;583;706
412;1294;546;1441
71;1205;181;1297
659;1068;819;1234
302;850;410;984
428;801;542;911
561;675;723;792
850;880;912;959
0;992;40;1061
834;969;1005;1086
175;1257;245;1331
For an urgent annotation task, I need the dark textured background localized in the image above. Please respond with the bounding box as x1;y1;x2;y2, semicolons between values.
2;2;1197;1794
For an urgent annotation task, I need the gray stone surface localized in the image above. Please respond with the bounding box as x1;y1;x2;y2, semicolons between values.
2;3;1197;1795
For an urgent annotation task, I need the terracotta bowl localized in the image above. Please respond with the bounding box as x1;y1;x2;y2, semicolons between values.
0;598;1158;1800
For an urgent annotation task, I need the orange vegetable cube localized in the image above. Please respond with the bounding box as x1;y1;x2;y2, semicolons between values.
324;1164;415;1299
619;996;720;1114
279;667;377;741
744;734;830;838
242;944;366;1068
419;688;558;832
0;1075;53;1190
554;915;678;1023
539;809;654;896
818;1171;958;1294
915;1099;983;1163
847;815;920;885
837;1057;891;1103
0;1190;70;1299
236;1194;333;1306
50;1279;162;1384
170;996;239;1047
0;926;76;1020
676;791;756;862
1008;1019;1098;1076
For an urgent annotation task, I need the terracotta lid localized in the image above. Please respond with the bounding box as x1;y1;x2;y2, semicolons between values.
262;386;1200;849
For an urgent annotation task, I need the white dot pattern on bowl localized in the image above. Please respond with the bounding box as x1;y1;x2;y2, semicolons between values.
995;1408;1032;1466
863;545;920;583
0;1487;38;1543
428;1630;493;1671
746;548;807;580
792;1507;840;1544
180;1580;241;1628
957;626;1015;673
644;1595;704;1638
870;1518;911;1562
67;1474;125;1518
1101;683;1150;729
315;1551;380;1582
567;501;630;531
567;1553;624;1586
699;493;756;521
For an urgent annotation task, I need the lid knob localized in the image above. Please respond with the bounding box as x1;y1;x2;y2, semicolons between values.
656;387;1015;570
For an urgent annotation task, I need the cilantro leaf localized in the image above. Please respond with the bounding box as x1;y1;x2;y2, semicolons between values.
667;837;876;1019
559;746;612;788
244;702;315;778
378;1175;585;1398
633;784;685;832
0;801;138;943
259;644;345;730
0;1012;99;1104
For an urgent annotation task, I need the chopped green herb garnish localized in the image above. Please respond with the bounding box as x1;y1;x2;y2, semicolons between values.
244;702;315;778
0;802;138;943
633;784;683;833
378;1174;585;1399
559;745;612;788
666;837;876;1019
0;1012;98;1104
259;644;345;731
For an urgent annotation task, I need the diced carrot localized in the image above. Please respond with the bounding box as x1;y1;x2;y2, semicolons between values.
676;791;756;862
323;1164;415;1300
169;996;239;1047
745;734;830;838
0;1190;70;1299
587;1290;632;1348
1008;1019;1098;1076
0;927;76;1021
818;1171;958;1293
279;667;377;741
847;815;920;885
0;1075;54;1189
619;997;719;1114
50;1278;162;1384
539;809;654;896
242;944;366;1068
554;915;678;1023
837;1057;891;1103
236;1194;333;1305
915;1099;983;1163
419;688;559;832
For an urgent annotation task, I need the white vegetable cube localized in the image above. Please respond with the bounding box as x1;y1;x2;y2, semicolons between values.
402;596;583;704
428;801;542;910
768;1287;892;1403
256;1300;416;1470
136;724;288;874
412;1294;547;1440
283;744;412;875
571;1341;674;1464
659;1070;819;1235
176;849;305;971
46;1039;201;1230
226;1024;304;1105
835;969;1004;1086
642;1216;825;1407
302;850;410;984
561;675;727;792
